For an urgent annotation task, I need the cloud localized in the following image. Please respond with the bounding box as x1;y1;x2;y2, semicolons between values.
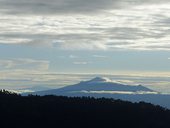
93;55;108;58
0;1;170;51
0;0;170;15
0;0;119;15
0;58;49;71
69;55;79;59
73;61;91;65
55;42;108;50
78;90;158;95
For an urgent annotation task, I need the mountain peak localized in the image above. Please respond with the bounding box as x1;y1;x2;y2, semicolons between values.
87;77;112;83
27;77;157;96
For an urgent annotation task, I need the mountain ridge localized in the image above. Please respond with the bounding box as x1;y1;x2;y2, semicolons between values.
26;77;155;95
23;77;170;109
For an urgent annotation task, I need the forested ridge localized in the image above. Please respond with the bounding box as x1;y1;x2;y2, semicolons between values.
0;90;170;128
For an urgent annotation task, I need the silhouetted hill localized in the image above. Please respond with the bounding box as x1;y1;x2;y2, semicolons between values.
0;90;170;128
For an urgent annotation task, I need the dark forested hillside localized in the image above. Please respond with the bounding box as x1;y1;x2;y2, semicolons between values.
0;90;170;128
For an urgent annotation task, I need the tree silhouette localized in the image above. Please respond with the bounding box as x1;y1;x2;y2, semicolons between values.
0;90;169;128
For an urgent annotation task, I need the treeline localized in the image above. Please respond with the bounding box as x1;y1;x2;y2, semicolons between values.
0;90;170;128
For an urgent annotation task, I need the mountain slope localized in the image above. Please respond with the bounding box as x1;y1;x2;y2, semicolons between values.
30;77;155;95
24;77;170;109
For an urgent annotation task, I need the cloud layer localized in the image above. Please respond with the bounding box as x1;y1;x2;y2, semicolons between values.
0;0;170;15
0;58;49;70
1;0;170;51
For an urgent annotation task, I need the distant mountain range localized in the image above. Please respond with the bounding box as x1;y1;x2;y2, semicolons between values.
28;77;155;95
9;86;51;94
24;77;170;109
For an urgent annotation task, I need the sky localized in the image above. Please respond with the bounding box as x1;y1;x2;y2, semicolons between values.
0;0;170;92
